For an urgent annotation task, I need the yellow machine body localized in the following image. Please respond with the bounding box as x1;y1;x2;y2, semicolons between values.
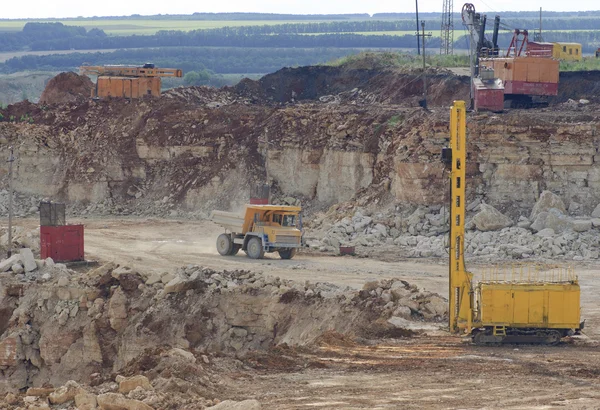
445;100;582;344
79;65;183;99
479;282;580;329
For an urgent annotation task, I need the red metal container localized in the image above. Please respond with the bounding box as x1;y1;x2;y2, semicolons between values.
40;225;84;262
473;78;505;112
249;198;269;205
339;246;356;256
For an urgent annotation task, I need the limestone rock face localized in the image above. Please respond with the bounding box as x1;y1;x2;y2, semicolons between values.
471;204;513;232
531;191;567;220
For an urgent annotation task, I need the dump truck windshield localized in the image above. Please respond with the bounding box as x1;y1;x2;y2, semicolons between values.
282;215;296;227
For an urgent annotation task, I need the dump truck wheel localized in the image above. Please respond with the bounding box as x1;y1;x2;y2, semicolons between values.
229;245;241;256
279;248;296;260
216;234;233;256
247;237;264;259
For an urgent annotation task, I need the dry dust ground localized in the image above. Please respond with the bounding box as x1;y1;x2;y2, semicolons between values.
14;217;600;408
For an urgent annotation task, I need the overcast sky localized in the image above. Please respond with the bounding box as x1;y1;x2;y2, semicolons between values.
3;0;599;19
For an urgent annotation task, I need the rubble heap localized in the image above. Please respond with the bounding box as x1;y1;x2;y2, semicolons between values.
308;190;600;261
0;263;446;404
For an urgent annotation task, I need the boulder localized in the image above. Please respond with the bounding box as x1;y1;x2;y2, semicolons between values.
531;209;572;234
48;380;82;405
471;204;512;232
535;228;555;238
167;348;197;363
19;248;37;272
75;392;98;410
118;375;152;394
97;393;153;410
0;254;21;272
531;191;566;220
392;306;412;320
362;281;380;292
4;392;18;404
425;295;448;316
572;220;592;233
11;264;24;274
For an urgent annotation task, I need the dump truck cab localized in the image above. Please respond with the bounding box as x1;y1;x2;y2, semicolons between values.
211;205;303;260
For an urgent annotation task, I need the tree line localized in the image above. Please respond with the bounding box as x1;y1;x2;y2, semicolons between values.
0;47;361;74
3;20;600;53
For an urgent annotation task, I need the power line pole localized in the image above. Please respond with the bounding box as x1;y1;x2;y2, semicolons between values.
7;146;14;258
417;21;432;108
415;0;421;55
440;0;454;55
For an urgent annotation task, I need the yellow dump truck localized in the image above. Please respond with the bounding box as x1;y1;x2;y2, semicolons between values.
210;205;303;259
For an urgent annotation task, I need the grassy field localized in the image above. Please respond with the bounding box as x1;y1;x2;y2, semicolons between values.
0;19;352;35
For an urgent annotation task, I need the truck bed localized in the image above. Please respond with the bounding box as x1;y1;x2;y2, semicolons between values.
210;210;244;233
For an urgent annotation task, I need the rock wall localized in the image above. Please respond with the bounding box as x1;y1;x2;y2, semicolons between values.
0;83;599;217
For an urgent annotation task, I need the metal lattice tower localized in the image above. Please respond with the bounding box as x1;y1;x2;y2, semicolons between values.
440;0;454;54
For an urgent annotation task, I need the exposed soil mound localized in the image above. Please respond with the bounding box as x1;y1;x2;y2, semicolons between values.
235;65;470;106
553;70;600;103
39;71;93;105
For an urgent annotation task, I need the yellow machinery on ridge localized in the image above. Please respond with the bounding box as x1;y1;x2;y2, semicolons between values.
443;101;583;345
79;63;183;99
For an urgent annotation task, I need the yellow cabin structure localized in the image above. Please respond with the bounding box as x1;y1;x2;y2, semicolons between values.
552;42;582;61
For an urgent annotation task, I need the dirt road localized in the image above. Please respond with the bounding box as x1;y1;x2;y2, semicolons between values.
76;217;449;294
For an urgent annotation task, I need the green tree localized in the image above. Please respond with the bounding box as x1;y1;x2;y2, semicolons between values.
183;69;212;86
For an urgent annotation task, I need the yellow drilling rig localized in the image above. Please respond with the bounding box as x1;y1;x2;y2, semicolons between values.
443;101;583;345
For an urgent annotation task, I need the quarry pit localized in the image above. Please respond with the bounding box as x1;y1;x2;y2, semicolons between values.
0;64;600;409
